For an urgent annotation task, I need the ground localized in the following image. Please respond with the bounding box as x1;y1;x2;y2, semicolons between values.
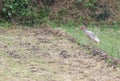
0;25;120;81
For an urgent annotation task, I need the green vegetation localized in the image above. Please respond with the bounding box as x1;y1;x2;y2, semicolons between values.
49;22;120;58
106;59;113;64
0;0;51;26
0;0;115;27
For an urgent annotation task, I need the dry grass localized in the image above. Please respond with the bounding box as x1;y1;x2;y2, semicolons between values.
0;26;120;81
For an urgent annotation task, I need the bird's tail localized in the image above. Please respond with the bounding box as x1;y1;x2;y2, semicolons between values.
95;37;100;43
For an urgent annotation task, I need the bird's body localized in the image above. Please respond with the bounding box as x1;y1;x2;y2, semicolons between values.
80;25;100;43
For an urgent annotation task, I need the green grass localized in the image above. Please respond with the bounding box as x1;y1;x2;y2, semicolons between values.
50;22;120;58
0;22;12;28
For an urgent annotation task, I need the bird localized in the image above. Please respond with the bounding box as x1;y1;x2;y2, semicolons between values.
80;25;100;43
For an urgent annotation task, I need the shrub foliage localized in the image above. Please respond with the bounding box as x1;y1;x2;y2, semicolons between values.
0;0;53;26
0;0;112;26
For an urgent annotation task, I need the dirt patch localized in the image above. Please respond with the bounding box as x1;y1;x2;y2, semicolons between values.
0;25;120;81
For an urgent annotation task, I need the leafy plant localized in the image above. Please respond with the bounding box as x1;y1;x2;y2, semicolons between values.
84;0;97;8
106;59;113;64
0;0;50;26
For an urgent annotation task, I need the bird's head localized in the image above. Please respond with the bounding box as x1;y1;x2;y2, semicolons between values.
80;25;86;30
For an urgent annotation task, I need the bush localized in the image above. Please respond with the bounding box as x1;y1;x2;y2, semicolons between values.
0;0;51;26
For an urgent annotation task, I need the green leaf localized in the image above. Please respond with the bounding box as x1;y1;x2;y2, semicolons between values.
3;8;7;12
9;5;13;9
8;12;12;17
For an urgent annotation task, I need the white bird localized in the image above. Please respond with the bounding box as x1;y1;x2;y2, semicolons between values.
80;25;100;43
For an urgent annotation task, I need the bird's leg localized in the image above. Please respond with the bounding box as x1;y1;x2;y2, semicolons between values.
87;38;95;57
87;37;91;45
88;38;94;47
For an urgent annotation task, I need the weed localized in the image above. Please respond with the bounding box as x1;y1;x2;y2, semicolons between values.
106;59;112;64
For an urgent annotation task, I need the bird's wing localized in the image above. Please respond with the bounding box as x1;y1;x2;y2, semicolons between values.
85;30;97;38
84;30;100;43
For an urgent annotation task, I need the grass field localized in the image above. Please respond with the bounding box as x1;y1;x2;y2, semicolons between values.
65;25;120;58
50;22;120;58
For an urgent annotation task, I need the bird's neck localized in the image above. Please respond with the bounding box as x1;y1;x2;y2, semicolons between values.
82;29;87;32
